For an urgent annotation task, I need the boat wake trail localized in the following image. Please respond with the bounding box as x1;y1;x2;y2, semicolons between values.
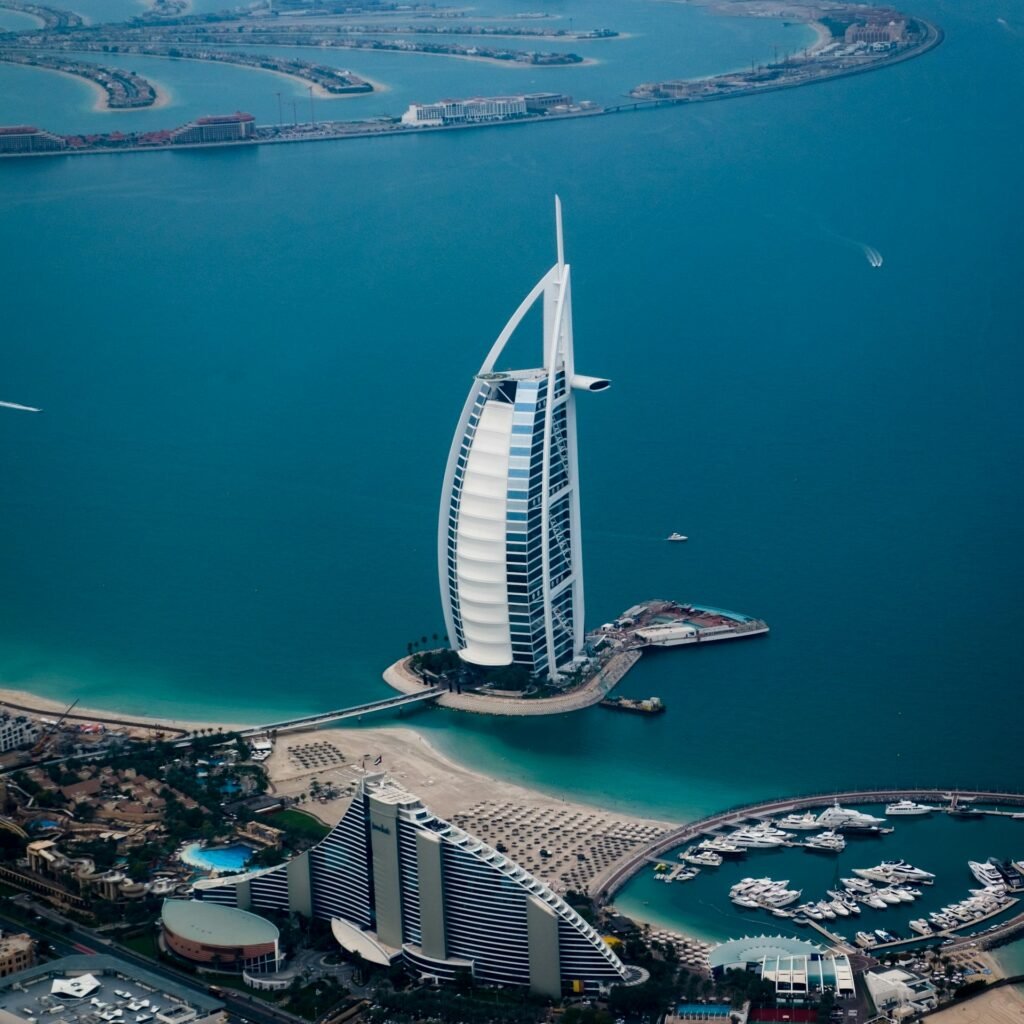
0;400;42;412
817;221;884;269
862;244;884;268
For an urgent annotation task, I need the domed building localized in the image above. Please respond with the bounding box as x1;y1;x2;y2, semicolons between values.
160;900;281;974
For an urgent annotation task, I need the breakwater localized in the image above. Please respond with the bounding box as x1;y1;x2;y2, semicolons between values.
590;787;1024;902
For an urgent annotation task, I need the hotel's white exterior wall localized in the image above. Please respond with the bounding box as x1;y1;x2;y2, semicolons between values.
194;774;628;996
438;200;607;680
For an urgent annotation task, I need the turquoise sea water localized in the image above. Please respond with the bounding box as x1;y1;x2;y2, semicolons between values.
0;0;1022;917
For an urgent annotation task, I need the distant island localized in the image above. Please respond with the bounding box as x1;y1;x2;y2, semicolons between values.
0;0;942;160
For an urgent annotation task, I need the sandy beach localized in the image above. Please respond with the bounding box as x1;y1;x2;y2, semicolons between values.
263;723;675;896
0;685;247;737
925;983;1024;1024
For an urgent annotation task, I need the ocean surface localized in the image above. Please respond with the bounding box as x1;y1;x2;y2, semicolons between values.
0;0;1022;941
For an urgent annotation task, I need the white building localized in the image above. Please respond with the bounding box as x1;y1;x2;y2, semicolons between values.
401;96;527;126
863;967;938;1015
0;714;40;754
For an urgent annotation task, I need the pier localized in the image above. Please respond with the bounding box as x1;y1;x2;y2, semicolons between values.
237;688;443;738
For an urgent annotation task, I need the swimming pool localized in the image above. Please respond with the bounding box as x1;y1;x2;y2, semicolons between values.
180;842;254;873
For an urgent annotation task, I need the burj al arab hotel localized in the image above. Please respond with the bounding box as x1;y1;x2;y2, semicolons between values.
438;199;609;681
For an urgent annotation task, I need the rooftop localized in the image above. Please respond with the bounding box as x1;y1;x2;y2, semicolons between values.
709;934;823;969
0;955;223;1024
161;899;279;947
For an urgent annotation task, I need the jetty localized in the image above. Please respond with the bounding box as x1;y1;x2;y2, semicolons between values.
235;688;443;738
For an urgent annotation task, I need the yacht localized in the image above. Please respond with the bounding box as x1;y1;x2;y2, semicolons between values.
859;892;889;910
881;860;936;883
803;830;846;853
731;895;761;908
775;812;822;830
829;900;851;917
852;865;898;883
855;931;876;947
816;802;886;830
969;860;1006;891
874;888;903;905
698;837;746;857
667;532;688;542
815;901;838;919
875;929;896;943
729;826;790;848
841;877;875;894
885;799;937;816
888;886;917;903
681;847;723;867
762;888;803;908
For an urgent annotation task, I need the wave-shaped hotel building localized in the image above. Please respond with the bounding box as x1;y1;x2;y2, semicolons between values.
194;774;632;996
438;199;609;680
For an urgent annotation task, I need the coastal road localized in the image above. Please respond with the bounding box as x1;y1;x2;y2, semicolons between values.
1;897;307;1024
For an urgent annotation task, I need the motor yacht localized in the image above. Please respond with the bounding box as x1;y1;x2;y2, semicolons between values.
729;826;789;848
881;860;936;883
816;802;886;830
875;888;903;905
885;800;937;815
775;812;822;830
855;931;876;947
969;860;1006;891
681;847;723;867
803;830;846;853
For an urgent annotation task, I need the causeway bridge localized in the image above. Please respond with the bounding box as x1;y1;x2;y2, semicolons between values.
237;688;443;738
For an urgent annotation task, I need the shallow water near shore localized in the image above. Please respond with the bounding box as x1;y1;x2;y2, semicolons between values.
1;0;1022;847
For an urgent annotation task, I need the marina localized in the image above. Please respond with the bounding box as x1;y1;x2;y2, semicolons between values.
605;790;1024;955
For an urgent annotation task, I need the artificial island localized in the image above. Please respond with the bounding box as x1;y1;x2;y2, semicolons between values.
0;0;943;158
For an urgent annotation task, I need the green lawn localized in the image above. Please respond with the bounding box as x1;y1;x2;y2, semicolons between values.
265;810;330;842
121;931;160;958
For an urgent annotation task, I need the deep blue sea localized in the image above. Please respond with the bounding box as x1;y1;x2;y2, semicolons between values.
1;0;1022;943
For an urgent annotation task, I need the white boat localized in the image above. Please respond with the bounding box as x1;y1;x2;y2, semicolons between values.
875;888;903;905
888;887;917;903
775;812;822;830
803;830;846;853
842;877;875;894
681;847;723;867
859;892;889;910
829;900;851;917
699;836;746;856
881;860;936;882
731;896;761;908
969;860;1006;891
816;801;886;830
855;931;876;947
667;532;688;542
816;901;837;920
885;799;937;815
729;825;793;848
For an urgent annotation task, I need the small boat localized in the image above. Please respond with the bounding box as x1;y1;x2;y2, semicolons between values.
667;532;688;542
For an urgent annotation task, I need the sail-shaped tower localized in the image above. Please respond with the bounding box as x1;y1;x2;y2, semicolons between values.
438;199;609;680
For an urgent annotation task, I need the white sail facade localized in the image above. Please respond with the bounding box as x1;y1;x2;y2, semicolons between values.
438;200;609;680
